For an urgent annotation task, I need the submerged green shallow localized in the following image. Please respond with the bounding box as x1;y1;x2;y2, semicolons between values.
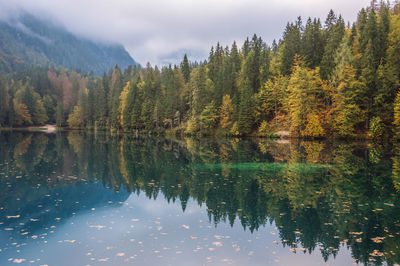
197;162;331;173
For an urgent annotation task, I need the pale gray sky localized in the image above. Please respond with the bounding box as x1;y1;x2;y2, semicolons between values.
0;0;374;66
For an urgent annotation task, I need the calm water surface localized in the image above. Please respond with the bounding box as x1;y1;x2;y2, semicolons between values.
0;131;399;265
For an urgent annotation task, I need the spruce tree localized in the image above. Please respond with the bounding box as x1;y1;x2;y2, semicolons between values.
181;54;190;83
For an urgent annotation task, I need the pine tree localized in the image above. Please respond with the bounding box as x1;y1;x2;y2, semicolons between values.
92;79;107;128
237;78;253;135
280;21;302;75
189;65;209;117
331;35;354;84
0;77;9;126
199;101;218;130
320;12;345;80
302;18;324;68
394;90;400;139
181;54;190;83
32;99;48;125
332;66;366;137
108;65;124;129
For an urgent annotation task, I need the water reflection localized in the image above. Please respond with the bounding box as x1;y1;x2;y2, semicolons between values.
0;131;399;265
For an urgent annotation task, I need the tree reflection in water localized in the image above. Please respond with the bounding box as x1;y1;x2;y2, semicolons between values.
0;131;399;265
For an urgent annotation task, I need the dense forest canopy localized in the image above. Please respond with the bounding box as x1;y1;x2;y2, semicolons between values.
1;1;400;139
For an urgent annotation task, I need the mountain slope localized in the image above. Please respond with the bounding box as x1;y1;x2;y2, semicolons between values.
0;14;137;75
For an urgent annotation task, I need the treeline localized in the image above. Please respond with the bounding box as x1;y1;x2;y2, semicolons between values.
1;2;400;139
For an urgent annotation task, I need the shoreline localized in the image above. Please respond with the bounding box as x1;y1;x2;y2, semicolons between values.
0;124;58;134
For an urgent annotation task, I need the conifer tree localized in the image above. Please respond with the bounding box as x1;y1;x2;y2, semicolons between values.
280;21;302;75
320;12;345;80
394;90;400;139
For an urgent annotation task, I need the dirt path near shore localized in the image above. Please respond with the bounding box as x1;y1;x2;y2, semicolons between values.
43;124;57;133
25;124;57;133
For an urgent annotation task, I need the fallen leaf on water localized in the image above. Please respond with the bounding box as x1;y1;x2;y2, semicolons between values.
89;225;105;230
212;242;223;247
370;250;384;257
7;215;20;219
371;237;385;243
349;232;363;235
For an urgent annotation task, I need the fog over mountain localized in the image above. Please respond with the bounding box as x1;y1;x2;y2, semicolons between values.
0;0;374;66
0;13;137;75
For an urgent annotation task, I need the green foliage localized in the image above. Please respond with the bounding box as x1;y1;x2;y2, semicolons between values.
237;79;254;135
302;17;324;68
254;76;288;124
369;116;384;139
199;101;218;130
32;99;48;125
393;91;400;139
332;66;366;137
185;116;199;135
257;121;271;137
320;12;345;80
280;19;302;75
181;54;190;83
0;3;400;141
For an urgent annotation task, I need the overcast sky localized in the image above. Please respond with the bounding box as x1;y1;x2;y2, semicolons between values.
0;0;374;66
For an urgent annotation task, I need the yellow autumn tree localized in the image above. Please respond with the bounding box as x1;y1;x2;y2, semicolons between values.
67;105;84;128
394;90;400;139
119;81;131;129
13;99;32;126
219;94;234;129
302;113;324;138
288;56;326;137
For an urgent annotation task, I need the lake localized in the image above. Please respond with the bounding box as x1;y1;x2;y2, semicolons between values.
0;131;399;265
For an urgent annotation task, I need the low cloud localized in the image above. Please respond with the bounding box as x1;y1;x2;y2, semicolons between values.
0;0;372;66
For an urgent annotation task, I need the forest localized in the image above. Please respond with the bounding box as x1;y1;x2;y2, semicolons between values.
1;1;400;139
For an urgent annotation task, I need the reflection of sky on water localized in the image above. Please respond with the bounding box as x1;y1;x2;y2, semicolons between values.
0;188;353;266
